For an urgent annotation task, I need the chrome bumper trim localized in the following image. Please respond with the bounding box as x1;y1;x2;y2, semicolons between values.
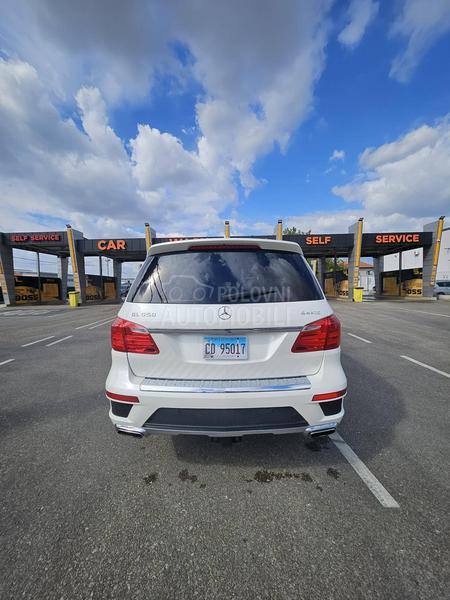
139;376;311;394
146;326;305;333
116;424;311;437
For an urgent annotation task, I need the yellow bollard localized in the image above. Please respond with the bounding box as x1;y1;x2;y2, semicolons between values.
353;287;364;302
224;220;230;238
68;291;79;307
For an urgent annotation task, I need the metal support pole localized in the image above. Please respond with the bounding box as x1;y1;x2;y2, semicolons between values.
99;256;104;299
398;252;402;297
316;257;326;290
276;220;283;240
334;253;337;296
58;256;68;302
348;218;364;301
145;222;152;255
429;216;445;287
37;252;42;304
0;235;16;306
113;260;122;302
67;224;81;302
373;256;384;297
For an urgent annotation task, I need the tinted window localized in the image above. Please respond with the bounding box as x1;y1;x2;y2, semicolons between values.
131;250;323;304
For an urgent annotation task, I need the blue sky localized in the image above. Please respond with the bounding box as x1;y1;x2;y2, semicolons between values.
1;0;450;265
245;6;450;227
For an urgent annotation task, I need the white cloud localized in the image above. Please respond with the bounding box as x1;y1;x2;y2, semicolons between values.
333;117;450;218
338;0;379;48
0;0;173;103
180;0;332;192
0;58;232;237
130;124;237;233
390;0;450;82
277;118;449;235
329;149;346;161
285;210;436;234
0;1;336;236
359;124;441;169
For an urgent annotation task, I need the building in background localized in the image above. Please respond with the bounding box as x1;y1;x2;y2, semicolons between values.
358;261;375;293
14;270;74;287
383;229;450;281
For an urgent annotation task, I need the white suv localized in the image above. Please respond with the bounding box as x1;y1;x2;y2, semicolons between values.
106;238;347;438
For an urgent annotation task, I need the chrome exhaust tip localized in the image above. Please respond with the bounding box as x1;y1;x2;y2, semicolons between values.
309;428;336;438
115;424;147;438
306;422;337;438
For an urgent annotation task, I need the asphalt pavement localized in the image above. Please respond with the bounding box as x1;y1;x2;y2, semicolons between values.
0;300;449;599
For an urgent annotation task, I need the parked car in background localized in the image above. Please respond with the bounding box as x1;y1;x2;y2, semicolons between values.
106;238;347;439
434;281;450;296
120;282;132;301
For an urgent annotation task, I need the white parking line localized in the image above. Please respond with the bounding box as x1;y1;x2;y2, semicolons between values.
0;358;15;366
400;355;450;379
330;432;400;508
21;336;55;347
347;333;372;344
46;335;73;347
75;317;116;330
89;318;114;329
381;307;450;319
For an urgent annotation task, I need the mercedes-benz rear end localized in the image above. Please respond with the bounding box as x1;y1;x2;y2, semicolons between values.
106;238;347;438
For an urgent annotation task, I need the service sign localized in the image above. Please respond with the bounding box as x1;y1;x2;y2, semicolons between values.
375;233;420;244
305;235;332;245
285;233;354;249
96;239;127;251
81;238;145;256
363;232;432;247
9;232;63;243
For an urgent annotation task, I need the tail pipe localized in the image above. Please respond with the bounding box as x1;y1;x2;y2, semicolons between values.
115;424;147;437
306;422;337;438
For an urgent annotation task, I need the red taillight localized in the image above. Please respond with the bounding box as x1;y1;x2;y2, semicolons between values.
291;314;341;353
111;317;159;354
312;389;347;401
106;390;139;403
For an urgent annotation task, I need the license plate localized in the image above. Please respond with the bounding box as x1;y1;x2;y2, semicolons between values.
203;336;248;360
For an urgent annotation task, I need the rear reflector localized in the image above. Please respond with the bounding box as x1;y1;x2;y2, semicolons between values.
188;244;261;251
312;389;347;401
111;317;159;354
106;390;139;403
291;314;341;353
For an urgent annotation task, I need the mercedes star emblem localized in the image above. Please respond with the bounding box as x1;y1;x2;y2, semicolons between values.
218;306;232;320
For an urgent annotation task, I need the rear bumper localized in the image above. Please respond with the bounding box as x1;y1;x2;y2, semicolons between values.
115;421;339;438
106;349;346;438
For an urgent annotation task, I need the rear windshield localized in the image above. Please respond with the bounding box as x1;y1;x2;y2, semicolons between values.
130;249;323;304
